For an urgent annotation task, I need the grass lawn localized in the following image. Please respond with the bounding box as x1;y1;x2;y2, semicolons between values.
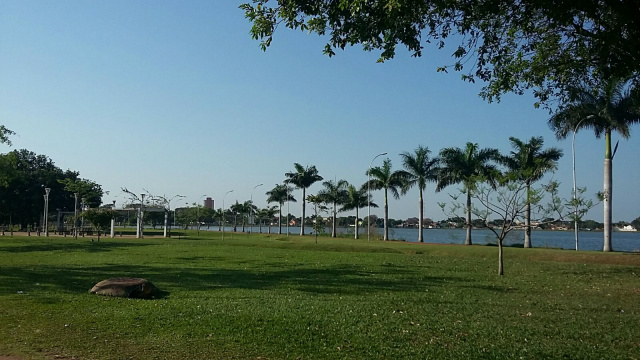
1;231;639;359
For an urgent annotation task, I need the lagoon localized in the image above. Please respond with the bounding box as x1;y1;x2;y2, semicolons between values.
207;225;640;252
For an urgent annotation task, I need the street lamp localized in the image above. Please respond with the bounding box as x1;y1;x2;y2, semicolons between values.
286;181;290;236
368;152;387;241
196;194;207;236
164;195;185;238
572;116;591;251
110;200;116;238
43;187;51;237
222;190;233;241
250;183;263;234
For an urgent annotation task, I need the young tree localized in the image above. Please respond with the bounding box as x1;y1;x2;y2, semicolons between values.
500;137;563;248
306;194;328;244
82;208;116;242
549;78;640;251
366;158;405;241
266;183;296;234
284;163;323;236
340;184;377;239
317;179;349;238
398;145;440;242
149;194;185;238
440;176;598;275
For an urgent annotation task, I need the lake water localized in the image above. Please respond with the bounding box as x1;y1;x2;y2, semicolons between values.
206;225;640;252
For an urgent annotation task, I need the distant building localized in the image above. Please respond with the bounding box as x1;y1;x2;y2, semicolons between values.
204;197;214;209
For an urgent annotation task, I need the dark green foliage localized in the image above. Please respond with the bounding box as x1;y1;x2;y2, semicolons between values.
0;149;103;229
241;0;640;107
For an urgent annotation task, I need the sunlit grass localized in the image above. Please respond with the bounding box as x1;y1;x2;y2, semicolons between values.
1;232;639;359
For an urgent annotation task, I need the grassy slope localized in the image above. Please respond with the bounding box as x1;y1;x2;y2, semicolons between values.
1;232;639;359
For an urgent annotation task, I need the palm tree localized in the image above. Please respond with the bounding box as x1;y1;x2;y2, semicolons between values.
214;208;224;231
437;142;501;245
398;145;440;242
262;205;278;234
548;78;639;252
242;200;256;232
317;179;349;237
284;163;323;236
229;201;242;231
340;184;377;239
266;183;296;234
366;158;405;241
501;137;563;248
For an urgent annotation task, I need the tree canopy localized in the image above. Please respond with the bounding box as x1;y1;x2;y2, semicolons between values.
241;0;640;107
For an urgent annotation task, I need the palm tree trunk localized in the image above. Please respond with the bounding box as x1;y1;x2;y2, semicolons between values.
465;189;472;245
332;201;337;238
603;130;613;251
300;188;306;236
384;188;389;241
524;184;531;248
354;207;359;239
418;188;424;242
278;204;282;234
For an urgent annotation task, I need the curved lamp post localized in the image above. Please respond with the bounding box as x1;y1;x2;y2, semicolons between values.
250;183;263;234
368;152;387;241
572;117;591;251
222;190;233;241
43;187;51;237
196;194;207;236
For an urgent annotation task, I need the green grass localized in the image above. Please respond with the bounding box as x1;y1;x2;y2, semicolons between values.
1;232;640;359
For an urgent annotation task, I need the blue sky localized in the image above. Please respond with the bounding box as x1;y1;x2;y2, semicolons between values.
1;1;638;222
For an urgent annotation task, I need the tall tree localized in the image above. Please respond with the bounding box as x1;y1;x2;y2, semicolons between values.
437;143;501;245
284;163;323;236
548;78;640;251
265;183;297;234
366;158;405;241
0;126;15;146
500;137;563;248
340;184;377;239
242;1;640;108
317;179;349;237
398;146;440;242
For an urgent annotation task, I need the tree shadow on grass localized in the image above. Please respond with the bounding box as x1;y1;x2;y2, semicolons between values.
0;240;155;253
0;262;510;297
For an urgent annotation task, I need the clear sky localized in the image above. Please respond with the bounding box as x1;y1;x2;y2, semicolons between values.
1;1;638;222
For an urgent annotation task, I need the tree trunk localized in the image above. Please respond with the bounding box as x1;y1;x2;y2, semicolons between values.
300;188;306;236
354;208;359;239
465;189;472;245
384;188;389;241
524;184;531;248
418;188;424;242
163;210;169;238
603;130;613;252
278;204;282;234
498;238;504;275
331;201;337;238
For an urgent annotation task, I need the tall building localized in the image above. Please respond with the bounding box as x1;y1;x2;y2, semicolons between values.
204;197;214;209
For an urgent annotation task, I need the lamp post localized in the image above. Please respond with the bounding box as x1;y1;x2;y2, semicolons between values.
164;195;185;238
285;180;290;236
222;190;233;241
43;187;51;237
572;117;589;251
73;193;78;239
196;194;207;236
110;200;116;238
368;152;387;241
250;183;263;234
